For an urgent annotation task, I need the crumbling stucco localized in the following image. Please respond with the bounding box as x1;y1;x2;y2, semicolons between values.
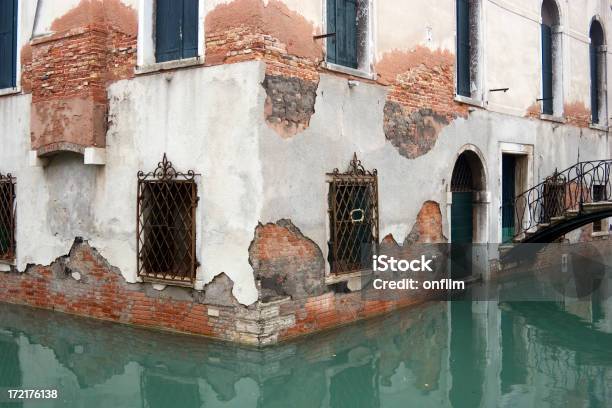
205;0;322;61
564;102;591;128
49;0;137;36
405;201;447;244
249;219;326;300
262;74;318;137
383;103;449;159
378;47;470;159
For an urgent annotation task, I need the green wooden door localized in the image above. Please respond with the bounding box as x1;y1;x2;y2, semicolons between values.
451;192;473;279
502;155;516;242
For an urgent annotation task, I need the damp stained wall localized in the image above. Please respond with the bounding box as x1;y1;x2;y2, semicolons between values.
1;0;612;306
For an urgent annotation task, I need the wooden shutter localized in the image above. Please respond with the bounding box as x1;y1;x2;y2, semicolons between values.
156;0;199;62
326;0;337;64
181;0;198;59
156;0;182;62
456;0;471;97
0;0;17;89
590;44;599;124
327;0;358;69
541;24;553;115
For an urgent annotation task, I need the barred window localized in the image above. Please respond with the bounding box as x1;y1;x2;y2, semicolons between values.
137;154;198;286
327;153;379;275
0;173;15;261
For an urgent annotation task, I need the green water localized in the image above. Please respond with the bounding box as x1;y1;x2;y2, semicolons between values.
0;298;611;408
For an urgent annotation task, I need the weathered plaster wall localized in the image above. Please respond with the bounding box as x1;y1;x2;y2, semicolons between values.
255;71;611;267
2;0;612;310
0;61;267;305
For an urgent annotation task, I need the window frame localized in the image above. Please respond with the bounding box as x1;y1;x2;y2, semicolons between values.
454;0;483;104
0;0;21;94
323;0;376;80
137;154;200;287
326;154;379;277
589;19;607;127
0;173;16;262
136;0;205;74
539;0;564;118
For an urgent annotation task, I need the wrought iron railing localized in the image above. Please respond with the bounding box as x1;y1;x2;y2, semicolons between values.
511;160;612;240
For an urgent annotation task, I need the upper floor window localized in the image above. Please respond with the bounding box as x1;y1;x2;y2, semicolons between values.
155;0;198;63
0;0;17;89
137;154;199;286
326;0;370;72
0;173;16;261
541;0;562;116
589;20;606;125
456;0;482;100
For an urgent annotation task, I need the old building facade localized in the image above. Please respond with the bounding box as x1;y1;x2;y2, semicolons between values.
0;0;611;345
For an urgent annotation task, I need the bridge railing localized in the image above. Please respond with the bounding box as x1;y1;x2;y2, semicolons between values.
511;160;612;241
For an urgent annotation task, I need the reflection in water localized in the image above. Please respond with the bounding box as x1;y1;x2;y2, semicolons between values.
0;294;611;407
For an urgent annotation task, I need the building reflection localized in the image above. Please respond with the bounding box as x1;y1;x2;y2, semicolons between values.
0;290;611;407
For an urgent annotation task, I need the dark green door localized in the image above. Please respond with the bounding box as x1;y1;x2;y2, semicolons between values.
502;155;516;242
451;192;473;279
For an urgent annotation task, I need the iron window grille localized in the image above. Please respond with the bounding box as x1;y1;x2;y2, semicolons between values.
137;154;199;286
0;173;15;261
327;153;379;275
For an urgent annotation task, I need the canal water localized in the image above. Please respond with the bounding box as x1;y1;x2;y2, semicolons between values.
0;296;611;407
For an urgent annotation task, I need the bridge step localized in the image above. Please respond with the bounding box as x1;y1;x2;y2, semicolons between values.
583;202;612;213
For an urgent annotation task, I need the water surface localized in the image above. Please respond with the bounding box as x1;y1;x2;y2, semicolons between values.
0;296;611;407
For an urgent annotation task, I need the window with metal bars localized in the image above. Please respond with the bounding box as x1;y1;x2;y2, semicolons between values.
327;154;379;275
0;173;15;261
137;154;198;286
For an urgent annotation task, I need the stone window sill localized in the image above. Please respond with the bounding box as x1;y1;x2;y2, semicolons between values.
0;87;21;97
135;57;205;75
589;123;609;132
321;62;377;81
591;231;610;238
0;259;15;272
454;94;485;108
540;114;566;124
325;269;372;285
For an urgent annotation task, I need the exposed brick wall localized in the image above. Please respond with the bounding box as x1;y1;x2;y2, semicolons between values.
564;102;591;128
0;235;447;346
0;240;220;337
205;0;322;137
279;292;423;341
25;0;137;154
377;48;471;159
405;201;447;244
249;219;326;300
525;101;592;128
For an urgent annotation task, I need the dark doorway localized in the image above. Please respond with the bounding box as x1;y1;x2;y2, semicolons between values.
502;155;517;242
450;152;481;279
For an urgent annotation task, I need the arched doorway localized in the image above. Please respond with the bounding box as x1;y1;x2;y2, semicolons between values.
450;150;486;279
